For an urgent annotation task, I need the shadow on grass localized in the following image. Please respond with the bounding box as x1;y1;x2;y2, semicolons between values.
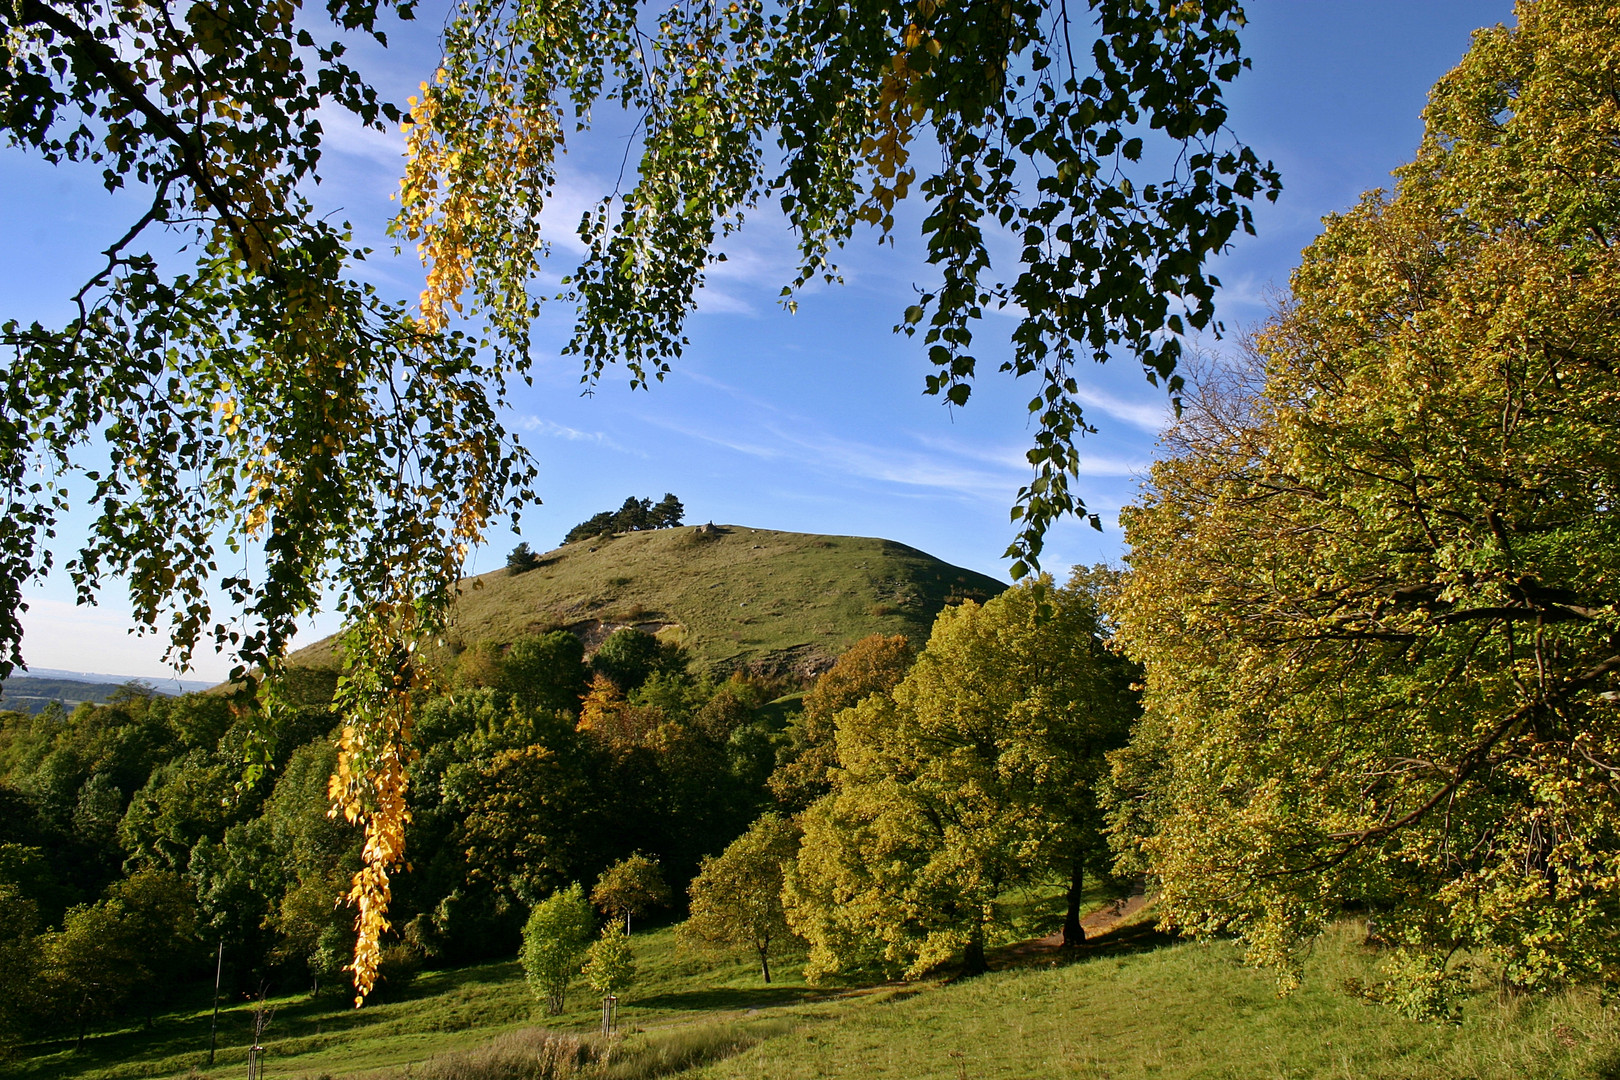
631;986;839;1013
17;960;528;1078
986;919;1180;976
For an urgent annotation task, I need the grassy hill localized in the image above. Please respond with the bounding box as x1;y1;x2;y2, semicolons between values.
289;525;1006;677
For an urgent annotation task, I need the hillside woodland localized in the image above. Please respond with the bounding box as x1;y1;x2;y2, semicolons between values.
0;571;1129;1056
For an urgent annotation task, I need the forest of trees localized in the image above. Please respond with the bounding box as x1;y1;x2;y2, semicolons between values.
0;627;770;1049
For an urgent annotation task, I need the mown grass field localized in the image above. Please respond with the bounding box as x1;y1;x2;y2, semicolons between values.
286;526;1007;677
15;904;1619;1080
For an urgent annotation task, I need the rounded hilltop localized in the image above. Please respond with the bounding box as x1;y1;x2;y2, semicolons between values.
287;525;1006;679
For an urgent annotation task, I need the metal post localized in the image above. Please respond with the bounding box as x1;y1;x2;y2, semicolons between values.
208;940;222;1066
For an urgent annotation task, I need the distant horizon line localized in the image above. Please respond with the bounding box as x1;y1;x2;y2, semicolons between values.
6;666;217;693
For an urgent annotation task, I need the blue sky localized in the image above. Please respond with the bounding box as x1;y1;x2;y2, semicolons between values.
2;0;1516;682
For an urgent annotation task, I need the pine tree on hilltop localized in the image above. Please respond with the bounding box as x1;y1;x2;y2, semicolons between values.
653;493;684;528
614;497;654;532
563;495;685;545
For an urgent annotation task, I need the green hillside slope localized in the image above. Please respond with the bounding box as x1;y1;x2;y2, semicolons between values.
289;525;1005;676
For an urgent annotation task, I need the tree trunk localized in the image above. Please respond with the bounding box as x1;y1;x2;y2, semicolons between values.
1062;859;1086;947
961;914;988;976
758;944;772;984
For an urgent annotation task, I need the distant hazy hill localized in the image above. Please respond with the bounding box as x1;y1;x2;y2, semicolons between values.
289;525;1006;677
0;676;174;715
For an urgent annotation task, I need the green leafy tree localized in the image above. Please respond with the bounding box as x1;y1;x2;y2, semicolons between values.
680;814;799;983
448;744;606;907
267;871;353;996
103;868;201;1023
38;901;145;1048
590;854;670;934
581;921;635;997
591;629;684;695
768;634;914;810
34;874;197;1049
1109;0;1620;1008
786;578;1135;978
118;749;238;872
453;642;507;691
500;632;590;716
520;884;594;1015
0;882;40;1057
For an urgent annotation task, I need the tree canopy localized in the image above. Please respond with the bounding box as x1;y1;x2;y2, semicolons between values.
590;853;670;933
767;632;914;810
520;883;594;1016
680;812;799;982
0;0;535;682
1109;0;1620;1011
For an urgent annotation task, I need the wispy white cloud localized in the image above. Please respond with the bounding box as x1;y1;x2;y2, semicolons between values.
675;369;784;415
517;415;640;455
911;434;1148;478
648;412;1019;505
1213;272;1277;313
692;284;756;316
643;418;787;462
1072;386;1172;434
314;106;408;171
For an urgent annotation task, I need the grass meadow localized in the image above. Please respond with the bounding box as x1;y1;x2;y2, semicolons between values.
13;902;1620;1080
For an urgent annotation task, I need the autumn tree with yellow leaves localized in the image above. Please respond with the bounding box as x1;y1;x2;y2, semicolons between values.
1110;0;1620;1015
787;576;1136;979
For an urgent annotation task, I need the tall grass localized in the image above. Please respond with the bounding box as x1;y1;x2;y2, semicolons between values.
406;1029;593;1080
390;1020;796;1080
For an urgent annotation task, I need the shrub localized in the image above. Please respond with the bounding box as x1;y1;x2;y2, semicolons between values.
507;543;541;575
581;923;635;997
520;885;593;1016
